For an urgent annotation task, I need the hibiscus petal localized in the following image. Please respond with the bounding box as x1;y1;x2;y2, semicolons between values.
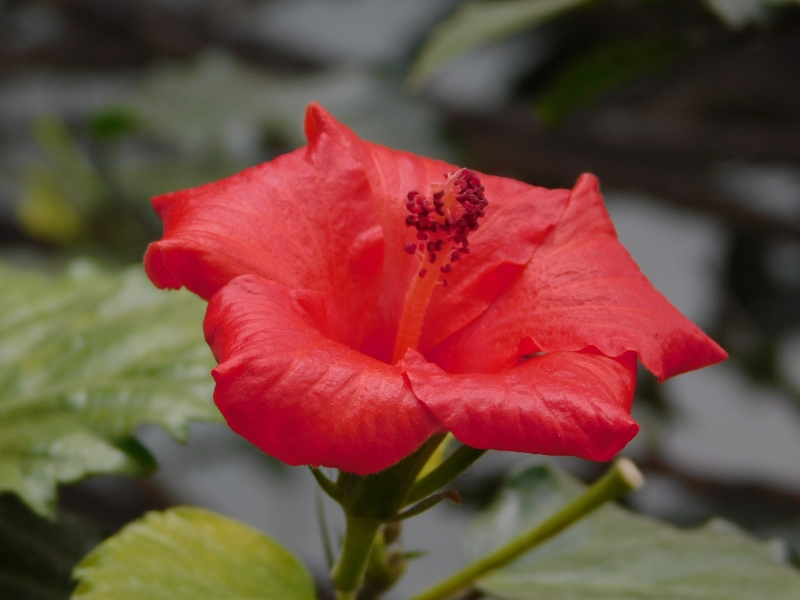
428;174;727;381
353;142;569;362
419;176;568;353
145;103;568;363
332;137;458;361
400;349;639;462
145;103;384;348
302;107;571;361
204;274;442;475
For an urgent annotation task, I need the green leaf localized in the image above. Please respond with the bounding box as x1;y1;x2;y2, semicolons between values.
17;169;87;244
0;262;221;516
465;463;800;599
72;506;316;600
535;37;689;126
409;0;590;89
0;493;102;600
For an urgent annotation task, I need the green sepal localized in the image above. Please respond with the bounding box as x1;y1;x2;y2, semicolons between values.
406;444;485;506
388;490;461;522
310;467;342;502
359;525;409;600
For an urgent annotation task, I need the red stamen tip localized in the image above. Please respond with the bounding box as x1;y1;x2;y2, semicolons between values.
402;168;489;280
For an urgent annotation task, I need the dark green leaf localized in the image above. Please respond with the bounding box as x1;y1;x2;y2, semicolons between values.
0;262;221;516
0;493;101;600
87;110;140;141
409;0;590;89
465;463;800;599
535;37;689;125
72;506;316;600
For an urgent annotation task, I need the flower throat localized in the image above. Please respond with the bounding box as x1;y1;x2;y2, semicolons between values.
391;169;488;364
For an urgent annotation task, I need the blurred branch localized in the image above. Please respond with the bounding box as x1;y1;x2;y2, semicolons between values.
0;0;319;73
634;456;800;532
446;25;800;239
449;108;800;239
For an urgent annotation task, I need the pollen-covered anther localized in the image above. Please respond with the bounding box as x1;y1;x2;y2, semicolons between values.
402;167;489;279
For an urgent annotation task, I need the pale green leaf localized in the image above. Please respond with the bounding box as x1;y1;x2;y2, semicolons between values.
706;0;800;29
17;169;87;245
0;262;221;516
466;463;800;599
72;506;316;600
409;0;590;89
0;493;101;600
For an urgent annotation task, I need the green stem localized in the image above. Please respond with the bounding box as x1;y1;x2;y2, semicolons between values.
331;517;382;595
330;434;447;598
409;458;644;600
406;445;486;505
341;434;447;520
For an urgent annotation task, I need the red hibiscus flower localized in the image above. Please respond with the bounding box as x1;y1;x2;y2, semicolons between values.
144;103;727;475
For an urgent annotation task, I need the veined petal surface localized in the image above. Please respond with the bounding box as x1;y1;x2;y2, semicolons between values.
429;174;727;379
145;105;384;349
204;274;441;474
145;104;728;474
400;349;638;462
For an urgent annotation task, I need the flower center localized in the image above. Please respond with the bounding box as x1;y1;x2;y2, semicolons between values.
391;168;488;364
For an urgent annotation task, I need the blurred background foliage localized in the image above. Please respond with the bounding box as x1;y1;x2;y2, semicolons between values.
1;0;800;598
